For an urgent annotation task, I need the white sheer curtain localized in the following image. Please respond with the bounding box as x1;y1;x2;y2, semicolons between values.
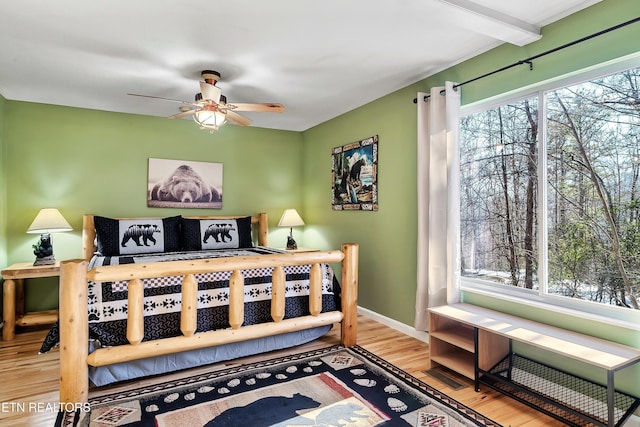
415;81;461;331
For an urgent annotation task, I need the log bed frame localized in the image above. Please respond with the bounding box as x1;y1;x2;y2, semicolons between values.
59;213;359;404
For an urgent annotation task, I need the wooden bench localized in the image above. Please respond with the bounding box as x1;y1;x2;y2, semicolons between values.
429;303;640;427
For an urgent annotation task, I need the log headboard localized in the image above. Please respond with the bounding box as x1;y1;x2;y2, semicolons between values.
81;212;269;260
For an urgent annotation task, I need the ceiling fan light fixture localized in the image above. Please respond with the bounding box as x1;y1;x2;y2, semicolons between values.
129;69;281;131
193;107;227;133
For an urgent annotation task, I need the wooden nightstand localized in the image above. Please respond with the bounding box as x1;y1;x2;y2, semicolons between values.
279;247;319;253
2;262;60;340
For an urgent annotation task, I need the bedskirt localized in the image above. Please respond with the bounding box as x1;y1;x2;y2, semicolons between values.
87;326;332;386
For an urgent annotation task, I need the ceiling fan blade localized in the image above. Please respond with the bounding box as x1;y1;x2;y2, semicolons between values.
199;82;222;103
128;93;200;108
226;110;253;126
230;103;285;113
168;108;198;119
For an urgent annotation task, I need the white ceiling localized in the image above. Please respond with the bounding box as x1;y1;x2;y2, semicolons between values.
0;0;601;131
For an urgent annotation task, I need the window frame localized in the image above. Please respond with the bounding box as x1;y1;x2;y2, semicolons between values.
459;53;640;327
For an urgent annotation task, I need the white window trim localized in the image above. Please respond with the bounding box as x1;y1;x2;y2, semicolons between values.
459;52;640;327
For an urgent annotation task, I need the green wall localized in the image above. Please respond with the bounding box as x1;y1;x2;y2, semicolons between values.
0;93;6;265
302;89;418;319
3;102;303;311
0;94;6;315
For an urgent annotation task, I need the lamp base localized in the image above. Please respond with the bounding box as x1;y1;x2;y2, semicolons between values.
33;255;56;266
286;236;298;250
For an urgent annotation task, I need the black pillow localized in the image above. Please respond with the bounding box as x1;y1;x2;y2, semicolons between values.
182;216;253;251
94;216;182;256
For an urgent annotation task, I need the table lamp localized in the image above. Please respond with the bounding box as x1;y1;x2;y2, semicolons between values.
278;209;305;250
26;208;73;265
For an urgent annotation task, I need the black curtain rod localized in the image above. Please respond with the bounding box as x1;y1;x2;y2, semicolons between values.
413;16;640;103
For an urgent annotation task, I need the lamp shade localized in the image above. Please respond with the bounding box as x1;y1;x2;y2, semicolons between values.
278;209;305;227
26;208;73;234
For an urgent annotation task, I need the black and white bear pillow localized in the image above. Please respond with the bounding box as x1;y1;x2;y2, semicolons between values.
94;216;182;256
182;217;253;251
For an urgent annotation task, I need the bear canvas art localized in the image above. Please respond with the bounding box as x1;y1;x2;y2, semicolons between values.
148;158;223;209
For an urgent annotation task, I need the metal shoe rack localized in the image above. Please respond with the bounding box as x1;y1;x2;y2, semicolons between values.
479;353;640;427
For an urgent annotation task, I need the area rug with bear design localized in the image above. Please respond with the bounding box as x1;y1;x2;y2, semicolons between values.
55;345;501;427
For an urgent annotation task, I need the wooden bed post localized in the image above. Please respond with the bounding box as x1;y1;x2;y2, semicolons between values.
59;259;89;404
271;266;286;322
126;278;144;345
81;214;96;260
258;212;269;246
180;274;198;336
340;243;359;346
309;263;322;316
228;270;245;329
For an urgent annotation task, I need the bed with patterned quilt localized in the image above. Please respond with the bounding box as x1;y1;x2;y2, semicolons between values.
44;213;358;404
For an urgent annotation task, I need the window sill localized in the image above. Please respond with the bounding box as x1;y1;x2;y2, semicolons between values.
460;283;640;333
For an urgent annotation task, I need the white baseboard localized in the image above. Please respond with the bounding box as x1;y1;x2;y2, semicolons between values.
357;306;429;343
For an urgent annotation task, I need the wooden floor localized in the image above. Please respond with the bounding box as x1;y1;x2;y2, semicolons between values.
0;316;567;427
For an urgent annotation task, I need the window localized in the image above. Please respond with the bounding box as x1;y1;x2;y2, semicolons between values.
460;63;640;315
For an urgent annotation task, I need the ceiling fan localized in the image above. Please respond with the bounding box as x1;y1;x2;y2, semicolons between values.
128;70;285;132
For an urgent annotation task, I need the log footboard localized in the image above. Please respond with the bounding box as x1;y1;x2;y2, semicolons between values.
59;243;358;404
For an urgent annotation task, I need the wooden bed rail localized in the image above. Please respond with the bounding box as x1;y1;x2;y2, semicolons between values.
85;250;345;281
86;312;344;367
59;243;358;404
